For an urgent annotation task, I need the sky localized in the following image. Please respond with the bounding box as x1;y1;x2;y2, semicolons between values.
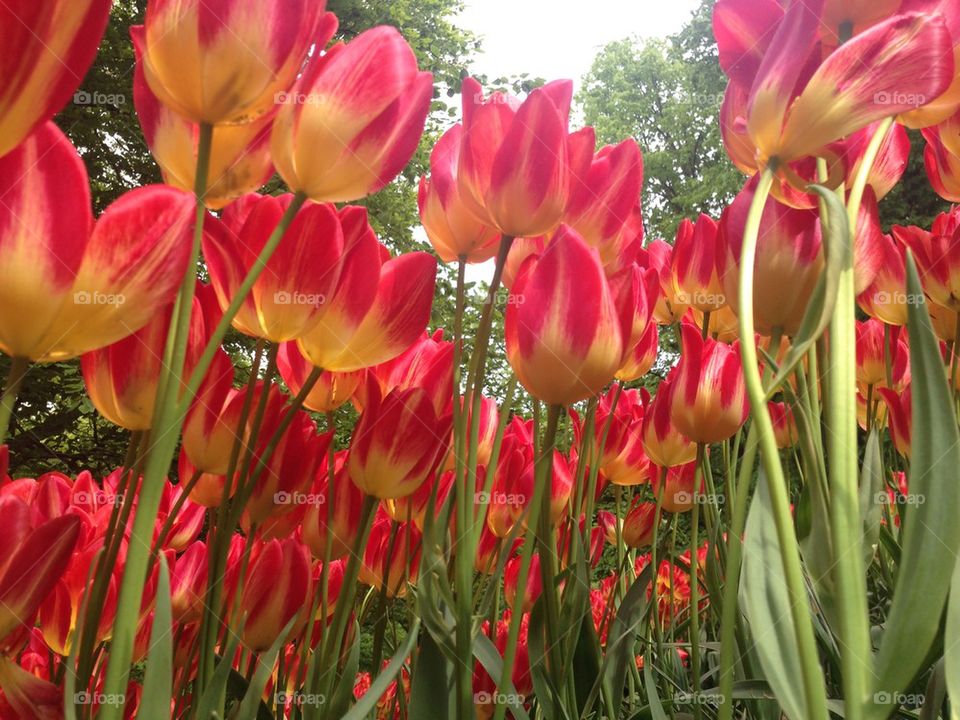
447;0;702;282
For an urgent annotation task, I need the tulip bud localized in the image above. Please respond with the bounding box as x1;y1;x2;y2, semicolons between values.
170;541;207;624
302;460;364;561
670;323;749;443
646;239;689;324
348;382;451;500
272;26;433;202
359;512;421;598
651;461;702;513
458;77;573;237
0;1;111;157
616;321;659;382
641;374;696;468
895;210;960;311
857;233;908;326
622;499;657;549
419;124;501;263
504;554;543;614
239;538;313;652
505;226;624;405
768;401;799;449
878;386;912;458
672;215;726;312
278;341;364;414
596;388;652;487
140;0;335;125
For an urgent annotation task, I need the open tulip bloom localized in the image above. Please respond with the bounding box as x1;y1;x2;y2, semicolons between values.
3;0;960;718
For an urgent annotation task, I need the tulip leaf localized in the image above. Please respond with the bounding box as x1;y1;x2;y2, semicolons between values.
139;553;173;720
859;429;884;566
571;612;604;716
605;561;655;717
409;624;453;720
341;619;420;720
765;184;847;396
919;657;947;720
472;631;532;720
740;469;808;720
948;560;960;720
326;621;362;719
528;594;567;720
194;630;243;719
235;615;298;720
871;253;960;713
642;656;669;720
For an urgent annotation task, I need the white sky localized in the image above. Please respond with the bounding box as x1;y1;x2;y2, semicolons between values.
445;0;701;283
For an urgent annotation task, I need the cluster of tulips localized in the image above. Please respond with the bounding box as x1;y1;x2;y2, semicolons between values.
4;0;960;718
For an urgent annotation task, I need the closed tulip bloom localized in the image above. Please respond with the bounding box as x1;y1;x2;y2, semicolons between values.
672;215;727;312
502;235;547;291
720;177;823;336
855;319;910;391
878;385;912;458
140;0;335;125
359;512;422;598
170;541;207;624
646;239;689;324
505;226;624;405
458;77;573;237
181;350;236;477
642;374;696;468
597;388;652;487
131;26;275;209
302;460;364;561
622;499;657;549
929;300;958;343
239;538;313;652
367;329;454;416
895;210;960;310
671;324;748;443
0;1;111;157
487;430;534;538
858;233;909;325
204;193;345;342
617;321;659;382
277;342;364;414
768;400;799;449
609;263;659;370
651;461;701;513
298;208;438;371
419;124;501;263
0;123;193;361
923;110;960;201
565;130;645;267
272;26;433;203
504;554;543;614
348;382;451;500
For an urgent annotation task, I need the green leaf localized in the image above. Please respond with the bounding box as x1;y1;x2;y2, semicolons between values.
234;615;298;720
326;620;362;720
340;618;420;720
194;631;243;719
409;624;452;720
571;613;603;717
859;430;884;566
472;632;532;720
605;562;655;717
946;552;960;720
740;470;808;720
919;657;947;720
872;253;960;713
642;656;669;720
139;553;173;720
528;595;566;720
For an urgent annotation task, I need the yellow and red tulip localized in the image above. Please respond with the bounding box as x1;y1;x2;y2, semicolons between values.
672;214;727;312
458;77;574;237
878;385;912;458
858;232;910;325
239;538;313;652
169;540;208;624
0;0;111;157
641;374;697;468
622;499;657;549
769;400;799;449
651;460;702;513
302;458;364;561
646;239;690;324
277;342;365;414
505;226;625;405
895;209;960;310
596;387;652;487
359;511;422;598
272;26;433;203
617;321;659;382
855;319;910;391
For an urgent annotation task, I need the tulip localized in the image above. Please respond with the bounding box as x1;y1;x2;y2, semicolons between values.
419;124;501;263
277;342;365;414
670;323;749;443
297;208;438;371
502;236;547;291
596;388;652;487
156;481;206;551
617;321;659;382
609;262;659;370
366;329;454;416
80;283;219;431
131;26;275;209
302;459;364;561
170;541;207;624
458;77;573;237
565;130;645;267
505;226;625;405
272;26;433;203
646;239;689;324
348;381;451;500
843;121;911;201
855;319;910;391
472;610;532;705
487;429;533;538
719;176;823;336
0;123;193;361
0;655;63;719
672;215;727;312
858;233;910;326
769;400;799;449
204;193;345;342
239;538;313;652
359;512;422;598
922;109;960;201
878;385;912;458
929;300;959;343
448;395;500;470
641;374;696;468
651;461;702;513
140;0;335;125
180;350;237;478
504;554;543;614
895;210;960;310
622;499;657;549
0;1;111;157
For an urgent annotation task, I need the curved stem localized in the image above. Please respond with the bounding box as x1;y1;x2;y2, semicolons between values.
0;356;29;445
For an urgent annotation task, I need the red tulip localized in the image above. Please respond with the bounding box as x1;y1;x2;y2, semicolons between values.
239;538;313;652
0;123;193;361
458;77;573;237
0;0;111;157
272;26;433;202
366;329;454;416
140;0;335;125
505;226;624;405
302;458;364;561
769;400;799;449
672;215;727;312
617;321;659;382
622;499;657;549
181;350;237;478
170;541;207;624
641;374;696;468
895;209;960;311
348;381;451;500
504;554;543;614
277;342;365;414
855;319;910;391
651;460;702;513
671;323;749;443
858;233;910;326
204;193;345;342
596;388;652;487
843;121;911;201
878;385;912;458
359;511;422;598
130;26;275;209
646;239;689;324
922;109;960;201
419;124;501;263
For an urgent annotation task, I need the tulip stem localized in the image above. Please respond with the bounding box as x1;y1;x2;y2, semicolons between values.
690;443;705;720
0;356;28;445
536;404;564;693
733;165;828;720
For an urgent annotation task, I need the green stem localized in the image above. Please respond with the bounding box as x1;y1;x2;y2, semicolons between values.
0;356;29;445
735;166;827;720
690;444;704;720
536;405;564;691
